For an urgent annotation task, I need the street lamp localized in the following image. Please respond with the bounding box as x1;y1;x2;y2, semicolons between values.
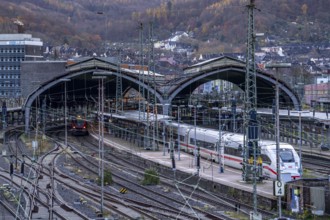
171;104;184;161
31;80;41;160
177;105;185;161
290;110;309;178
265;63;291;218
92;73;107;216
59;79;71;148
2;101;7;130
212;107;224;173
162;103;170;156
188;104;202;175
97;11;108;56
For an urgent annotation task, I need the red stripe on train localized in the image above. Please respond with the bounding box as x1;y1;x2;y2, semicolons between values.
181;143;277;175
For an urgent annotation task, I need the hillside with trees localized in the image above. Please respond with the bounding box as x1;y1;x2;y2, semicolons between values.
0;0;329;53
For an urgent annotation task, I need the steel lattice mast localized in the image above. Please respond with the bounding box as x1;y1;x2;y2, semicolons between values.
243;0;262;183
244;1;263;218
116;49;123;113
138;23;145;120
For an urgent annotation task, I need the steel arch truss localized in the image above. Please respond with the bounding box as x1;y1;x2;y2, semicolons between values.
167;57;300;109
24;63;164;133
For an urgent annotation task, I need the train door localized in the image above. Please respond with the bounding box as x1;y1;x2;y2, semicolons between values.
185;127;194;153
181;129;187;152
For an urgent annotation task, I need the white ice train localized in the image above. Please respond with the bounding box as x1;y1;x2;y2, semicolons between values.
100;110;301;180
164;121;301;180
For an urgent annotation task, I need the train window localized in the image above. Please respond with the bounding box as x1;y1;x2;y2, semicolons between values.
174;141;179;149
260;154;271;165
224;147;240;157
224;147;231;155
279;149;295;162
199;140;212;149
75;119;86;126
206;145;215;150
189;138;213;150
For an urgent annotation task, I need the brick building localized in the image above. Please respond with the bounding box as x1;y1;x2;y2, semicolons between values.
304;83;330;111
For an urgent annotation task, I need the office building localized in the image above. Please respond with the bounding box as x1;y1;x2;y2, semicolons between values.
0;34;43;98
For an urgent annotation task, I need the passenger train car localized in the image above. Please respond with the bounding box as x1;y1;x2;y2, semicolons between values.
94;110;171;134
70;115;89;136
93;110;171;147
162;120;301;180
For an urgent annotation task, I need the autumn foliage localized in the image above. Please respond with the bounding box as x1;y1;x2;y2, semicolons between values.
0;0;329;53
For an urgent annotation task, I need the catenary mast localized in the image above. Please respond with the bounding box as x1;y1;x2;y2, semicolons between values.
242;0;262;219
243;0;262;182
243;0;263;218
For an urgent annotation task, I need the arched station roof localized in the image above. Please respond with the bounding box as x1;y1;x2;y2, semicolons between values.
23;57;165;111
24;56;300;126
23;57;165;132
167;56;300;109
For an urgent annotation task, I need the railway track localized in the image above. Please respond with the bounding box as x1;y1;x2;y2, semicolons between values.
2;125;329;219
64;141;228;219
48;129;163;219
65;128;279;219
1;128;105;219
58;132;237;219
302;154;330;177
1;142;90;219
80;133;279;219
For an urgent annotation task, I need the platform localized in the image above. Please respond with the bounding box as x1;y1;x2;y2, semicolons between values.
141;150;275;198
92;133;277;200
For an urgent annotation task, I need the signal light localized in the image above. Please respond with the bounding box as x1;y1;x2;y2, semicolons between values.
247;142;254;157
171;157;176;169
10;163;14;175
21;161;25;174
